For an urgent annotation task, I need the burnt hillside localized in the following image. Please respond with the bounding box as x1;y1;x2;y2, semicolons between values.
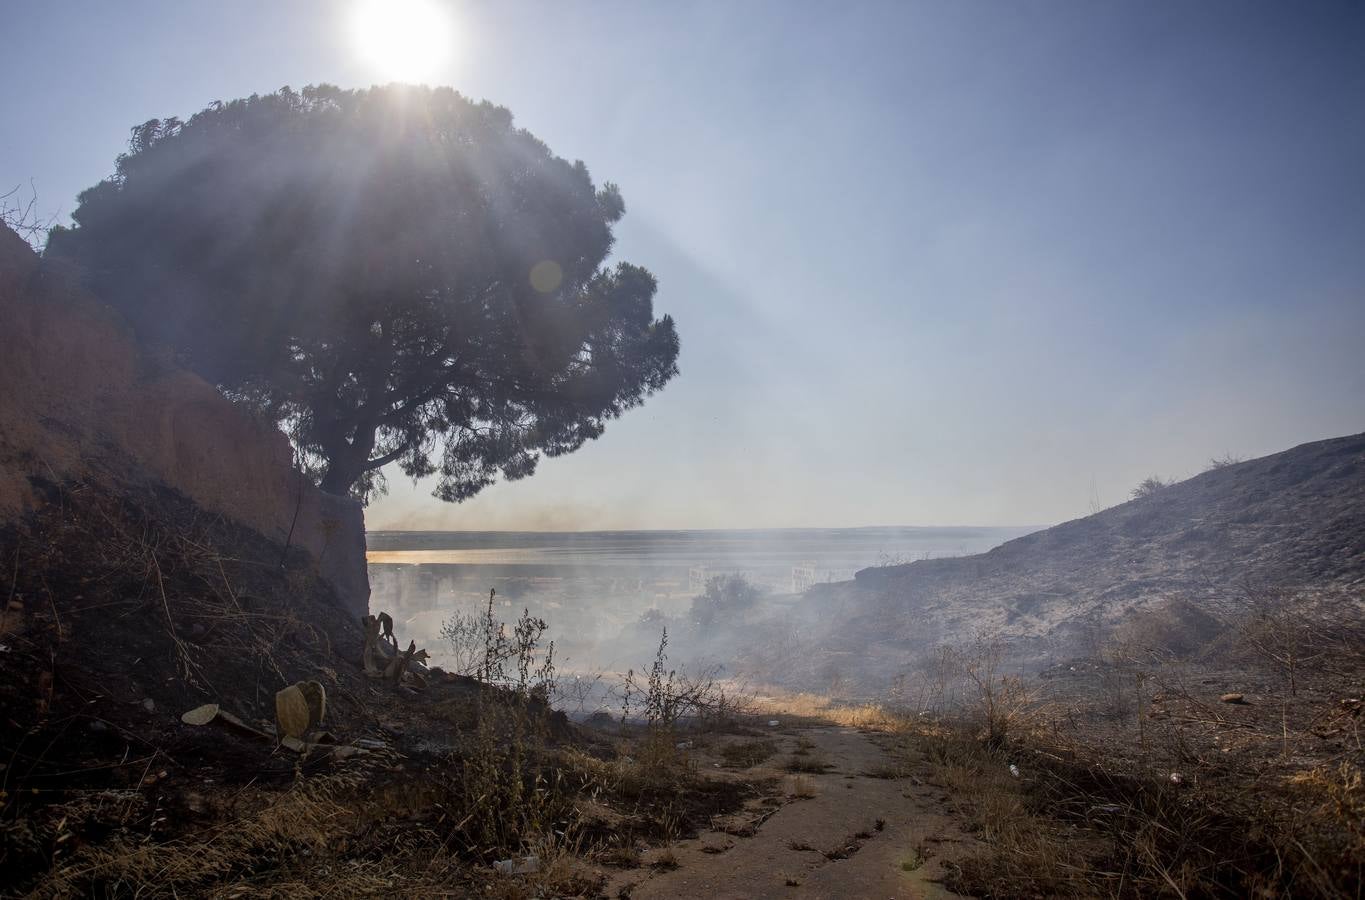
794;432;1365;683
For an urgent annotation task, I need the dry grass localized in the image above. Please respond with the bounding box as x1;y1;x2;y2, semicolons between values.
718;738;777;768
782;754;833;774
886;627;1365;899
758;692;903;730
38;769;456;897
650;847;680;871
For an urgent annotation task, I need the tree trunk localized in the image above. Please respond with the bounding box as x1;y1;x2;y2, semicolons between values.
319;461;361;496
317;421;379;497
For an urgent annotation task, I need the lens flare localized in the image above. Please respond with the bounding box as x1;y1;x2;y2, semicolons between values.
529;260;564;293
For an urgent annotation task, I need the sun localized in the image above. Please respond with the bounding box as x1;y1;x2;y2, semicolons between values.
349;0;454;83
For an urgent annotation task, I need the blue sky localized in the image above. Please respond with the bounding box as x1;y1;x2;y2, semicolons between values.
5;1;1363;529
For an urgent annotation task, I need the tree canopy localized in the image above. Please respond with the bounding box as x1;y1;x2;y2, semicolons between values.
47;84;680;501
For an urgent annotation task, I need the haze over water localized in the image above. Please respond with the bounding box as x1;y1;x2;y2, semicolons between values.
367;526;1036;588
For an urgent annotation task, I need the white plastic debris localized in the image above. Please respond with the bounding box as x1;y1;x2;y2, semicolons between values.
493;855;540;875
675;740;693;750
1008;764;1020;778
767;719;781;727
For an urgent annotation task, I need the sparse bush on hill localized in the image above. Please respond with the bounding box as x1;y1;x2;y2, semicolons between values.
1206;453;1244;470
1130;475;1172;499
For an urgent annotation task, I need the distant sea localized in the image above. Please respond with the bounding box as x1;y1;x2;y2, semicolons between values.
366;526;1038;584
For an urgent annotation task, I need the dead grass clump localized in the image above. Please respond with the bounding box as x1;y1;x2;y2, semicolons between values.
650;847;680;871
782;754;833;774
599;845;643;869
822;832;866;860
787;775;818;799
719;738;777;768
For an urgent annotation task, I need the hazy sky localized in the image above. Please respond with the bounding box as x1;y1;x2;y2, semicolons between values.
5;1;1363;530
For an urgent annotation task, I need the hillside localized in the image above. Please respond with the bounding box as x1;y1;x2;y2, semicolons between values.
788;432;1365;687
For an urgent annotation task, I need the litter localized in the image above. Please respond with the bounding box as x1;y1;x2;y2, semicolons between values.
493;855;540;875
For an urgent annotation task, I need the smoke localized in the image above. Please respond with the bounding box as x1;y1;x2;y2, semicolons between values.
365;525;1033;709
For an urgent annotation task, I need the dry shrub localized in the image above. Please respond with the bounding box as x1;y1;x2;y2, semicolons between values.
449;602;568;859
782;754;832;774
719;738;777;768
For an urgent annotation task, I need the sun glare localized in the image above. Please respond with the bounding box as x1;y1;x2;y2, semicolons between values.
349;0;454;83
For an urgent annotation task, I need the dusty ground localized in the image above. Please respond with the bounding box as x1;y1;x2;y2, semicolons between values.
607;721;975;900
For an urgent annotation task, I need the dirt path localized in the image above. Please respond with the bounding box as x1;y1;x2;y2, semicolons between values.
607;722;976;899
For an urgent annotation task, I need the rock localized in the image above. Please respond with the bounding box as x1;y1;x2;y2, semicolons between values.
1220;693;1249;705
141;698;156;713
181;703;221;726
